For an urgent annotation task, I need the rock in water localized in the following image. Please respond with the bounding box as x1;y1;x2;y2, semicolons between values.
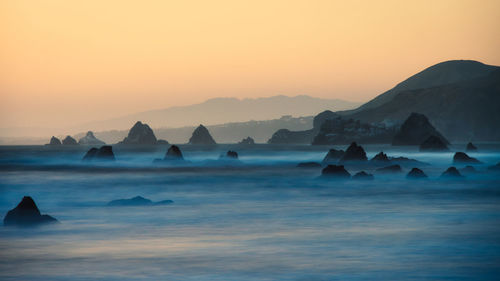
83;146;115;161
62;136;78;145
108;196;153;206
47;136;61;145
441;167;464;178
352;171;374;180
406;168;428;179
224;150;238;159
339;142;367;162
419;135;449;152
157;139;169;145
78;131;105;145
119;121;158;145
453;152;481;164
164;145;184;160
322;149;345;163
376;164;402;173
3;196;58;227
189;125;216;145
392;113;449;146
297;162;321;168
466;142;478;152
370;152;391;163
460;165;477;174
238;137;255;145
321;165;351;179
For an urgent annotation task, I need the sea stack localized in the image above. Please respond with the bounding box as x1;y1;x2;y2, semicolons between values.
370;152;391;163
164;145;184;160
453;152;481;164
82;146;115;161
406;168;428;179
419;135;449;152
62;136;78;145
322;148;345;164
339;142;367;162
238;137;255;145
441;167;464;179
3;196;58;227
188;125;216;145
392;113;449;146
78;131;105;145
47;136;61;145
321;165;351;179
220;150;238;159
466;142;478;152
352;171;374;180
119;121;158;145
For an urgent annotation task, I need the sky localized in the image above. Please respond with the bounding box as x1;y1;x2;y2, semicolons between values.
1;0;500;129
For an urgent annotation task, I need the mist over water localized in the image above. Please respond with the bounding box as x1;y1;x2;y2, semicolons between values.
1;144;500;280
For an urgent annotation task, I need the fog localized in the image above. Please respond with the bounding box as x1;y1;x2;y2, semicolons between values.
1;144;500;280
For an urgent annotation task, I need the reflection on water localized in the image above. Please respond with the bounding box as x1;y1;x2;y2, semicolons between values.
0;144;500;280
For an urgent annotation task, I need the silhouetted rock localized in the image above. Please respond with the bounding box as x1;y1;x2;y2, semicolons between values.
406;168;427;179
460;165;477;174
441;167;464;178
267;128;315;144
3;196;58;227
47;136;61;145
297;162;321;168
376;164;402;173
225;150;238;159
157;139;169;145
107;196;173;206
164;145;184;160
62;136;78;145
321;165;351;179
419;135;449;152
82;146;115;161
370;152;390;163
78;131;105;145
389;156;429;167
238;137;255;145
339;142;367;162
352;171;374;180
322;149;345;163
119;121;158;145
189;125;216;145
488;162;500;171
466;142;477;152
392;113;449;146
453;152;481;164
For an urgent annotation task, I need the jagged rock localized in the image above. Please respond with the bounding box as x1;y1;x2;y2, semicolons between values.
3;196;58;227
322;149;345;163
238;137;255;145
339;142;367;162
189;125;216;145
460;165;477;174
441;167;464;178
488;162;500;171
297;162;321;168
107;196;173;206
47;136;61;145
392;113;449;146
352;171;374;180
388;156;429;167
466;142;477;152
119;121;158;145
321;165;351;179
376;164;402;173
62;136;78;145
419;135;449;152
82;146;115;161
164;145;184;160
157;139;169;145
370;152;390;163
78;131;105;145
453;152;481;164
225;150;238;159
406;168;427;179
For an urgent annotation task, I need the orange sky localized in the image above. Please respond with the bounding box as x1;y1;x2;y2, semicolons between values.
1;0;499;129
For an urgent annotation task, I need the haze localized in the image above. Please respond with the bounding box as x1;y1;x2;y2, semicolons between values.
1;0;500;129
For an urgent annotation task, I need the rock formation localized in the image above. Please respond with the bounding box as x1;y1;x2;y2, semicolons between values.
82;146;115;161
119;121;158;145
406;168;427;179
453;152;481;164
164;145;184;160
321;165;351;179
78;131;105;145
322;149;345;163
392;113;449;146
376;164;402;173
297;162;321;168
352;171;374;180
339;142;367;162
3;196;58;227
47;136;61;145
62;136;78;145
238;137;255;145
222;150;238;159
441;167;464;178
419;135;449;152
188;125;216;145
466;142;478;152
370;152;391;163
460;165;477;174
157;139;169;145
107;196;173;206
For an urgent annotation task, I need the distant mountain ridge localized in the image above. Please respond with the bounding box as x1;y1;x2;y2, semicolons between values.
75;95;361;132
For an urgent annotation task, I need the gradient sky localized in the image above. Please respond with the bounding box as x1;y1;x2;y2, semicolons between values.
1;0;499;129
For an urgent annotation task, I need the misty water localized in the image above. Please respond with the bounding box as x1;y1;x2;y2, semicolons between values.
1;144;500;280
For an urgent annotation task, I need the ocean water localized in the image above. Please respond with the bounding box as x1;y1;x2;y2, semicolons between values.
1;144;500;280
